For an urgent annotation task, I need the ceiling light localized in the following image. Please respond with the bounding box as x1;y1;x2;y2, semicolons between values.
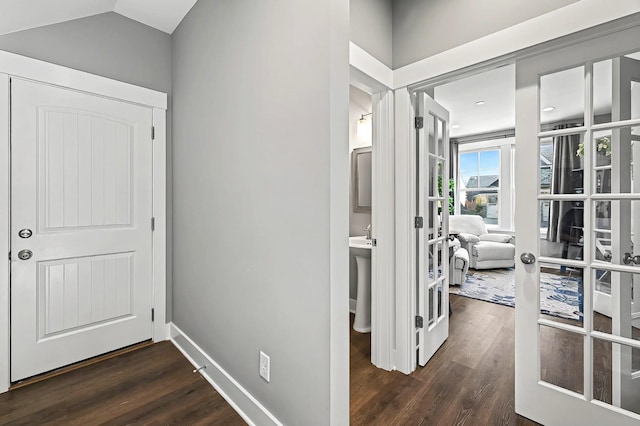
451;124;461;129
542;106;556;112
475;100;486;106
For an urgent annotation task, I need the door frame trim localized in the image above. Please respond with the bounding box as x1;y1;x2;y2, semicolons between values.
393;0;640;89
0;50;168;393
394;13;640;377
350;48;396;372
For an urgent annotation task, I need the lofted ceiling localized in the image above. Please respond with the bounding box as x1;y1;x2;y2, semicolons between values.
0;0;198;36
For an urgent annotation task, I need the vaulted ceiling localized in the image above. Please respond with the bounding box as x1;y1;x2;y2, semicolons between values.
0;0;198;35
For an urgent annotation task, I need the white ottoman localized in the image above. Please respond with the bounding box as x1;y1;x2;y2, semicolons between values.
472;241;515;269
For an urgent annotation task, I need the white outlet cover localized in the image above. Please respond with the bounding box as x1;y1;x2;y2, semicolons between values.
260;351;270;382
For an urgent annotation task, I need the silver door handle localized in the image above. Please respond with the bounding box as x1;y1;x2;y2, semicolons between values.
622;253;640;266
624;253;634;265
17;249;32;260
520;252;536;265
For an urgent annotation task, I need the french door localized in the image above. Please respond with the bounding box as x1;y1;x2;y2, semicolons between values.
416;92;450;365
515;26;640;425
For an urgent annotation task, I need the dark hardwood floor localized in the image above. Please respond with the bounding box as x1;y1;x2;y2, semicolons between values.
0;341;246;425
351;294;539;425
2;293;623;424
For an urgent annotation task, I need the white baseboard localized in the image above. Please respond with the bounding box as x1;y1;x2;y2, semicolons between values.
349;298;357;314
169;323;282;426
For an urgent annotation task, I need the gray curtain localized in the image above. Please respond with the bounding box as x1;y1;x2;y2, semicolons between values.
547;125;583;243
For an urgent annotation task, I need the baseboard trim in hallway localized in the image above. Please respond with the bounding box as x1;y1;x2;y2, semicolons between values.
169;323;282;426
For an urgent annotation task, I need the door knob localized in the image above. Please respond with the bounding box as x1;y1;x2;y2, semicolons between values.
633;255;640;266
520;252;536;265
624;253;634;265
17;249;32;260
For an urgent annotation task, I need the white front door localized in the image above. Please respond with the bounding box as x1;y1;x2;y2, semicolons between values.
10;79;154;381
515;26;640;425
416;92;450;365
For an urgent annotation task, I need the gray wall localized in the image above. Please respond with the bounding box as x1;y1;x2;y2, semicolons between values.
350;0;393;68
0;12;174;319
0;12;171;93
171;0;349;424
392;0;580;68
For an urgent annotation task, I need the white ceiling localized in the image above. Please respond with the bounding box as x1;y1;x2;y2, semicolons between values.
0;0;197;36
436;52;640;139
435;64;515;138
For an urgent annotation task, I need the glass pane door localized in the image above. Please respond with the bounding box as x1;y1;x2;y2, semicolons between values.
515;27;640;426
416;92;450;366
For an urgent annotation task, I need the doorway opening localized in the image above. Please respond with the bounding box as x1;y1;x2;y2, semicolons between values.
349;84;374;336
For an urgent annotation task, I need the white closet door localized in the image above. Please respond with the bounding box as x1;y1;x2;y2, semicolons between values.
11;79;153;381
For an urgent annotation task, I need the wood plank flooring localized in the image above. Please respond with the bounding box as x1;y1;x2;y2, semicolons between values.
0;341;246;425
2;293;616;424
350;294;539;425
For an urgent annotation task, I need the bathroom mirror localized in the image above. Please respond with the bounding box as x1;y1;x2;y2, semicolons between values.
353;147;372;213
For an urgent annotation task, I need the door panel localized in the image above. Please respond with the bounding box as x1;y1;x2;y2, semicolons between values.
11;79;153;381
416;93;450;366
39;109;133;230
515;27;640;425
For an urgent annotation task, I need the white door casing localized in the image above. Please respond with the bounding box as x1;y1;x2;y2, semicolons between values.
11;78;154;381
416;92;450;366
515;25;640;425
370;89;395;370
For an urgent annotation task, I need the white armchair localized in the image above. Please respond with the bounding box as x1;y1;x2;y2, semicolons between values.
449;214;515;269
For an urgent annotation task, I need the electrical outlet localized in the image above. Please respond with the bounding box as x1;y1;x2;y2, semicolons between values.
260;351;270;382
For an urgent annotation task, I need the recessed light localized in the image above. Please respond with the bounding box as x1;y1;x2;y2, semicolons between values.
451;124;461;129
542;106;556;112
475;100;486;106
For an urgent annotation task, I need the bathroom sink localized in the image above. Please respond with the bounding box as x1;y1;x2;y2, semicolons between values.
349;236;372;333
349;236;372;249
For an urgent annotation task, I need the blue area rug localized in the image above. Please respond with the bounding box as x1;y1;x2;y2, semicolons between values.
450;268;583;321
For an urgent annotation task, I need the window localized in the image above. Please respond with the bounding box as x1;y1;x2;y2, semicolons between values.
455;137;516;230
458;149;500;225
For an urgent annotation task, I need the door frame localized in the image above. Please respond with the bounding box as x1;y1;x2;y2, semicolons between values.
0;50;168;393
394;13;640;376
350;43;396;371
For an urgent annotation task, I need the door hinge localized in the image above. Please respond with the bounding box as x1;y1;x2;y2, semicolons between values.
415;315;424;329
151;217;155;231
151;126;155;140
8;251;10;261
151;308;155;322
414;216;424;228
415;116;424;129
371;238;377;247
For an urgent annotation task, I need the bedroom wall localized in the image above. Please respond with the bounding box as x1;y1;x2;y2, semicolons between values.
350;0;393;68
171;0;349;424
392;0;580;69
0;11;175;320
